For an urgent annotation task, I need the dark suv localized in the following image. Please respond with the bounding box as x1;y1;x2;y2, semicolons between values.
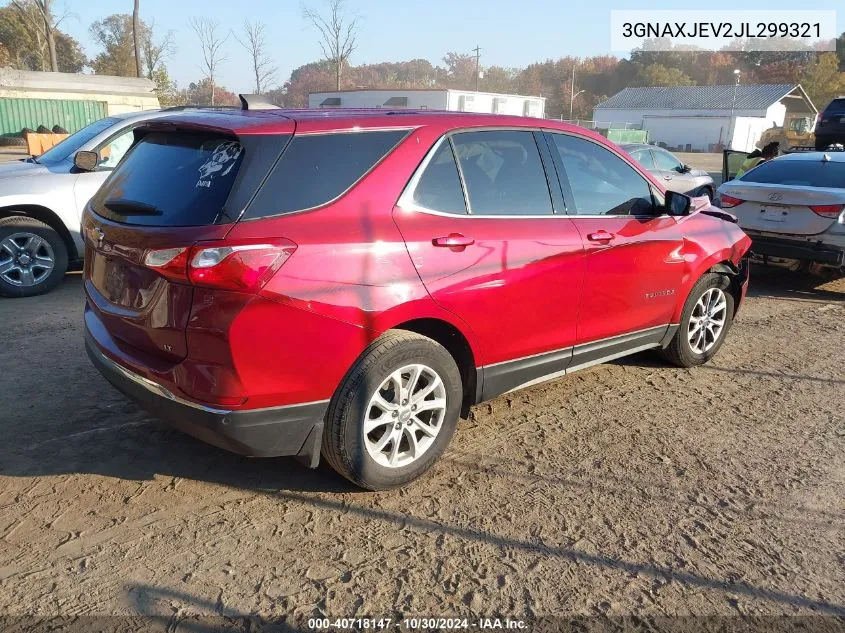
815;97;845;150
84;102;751;490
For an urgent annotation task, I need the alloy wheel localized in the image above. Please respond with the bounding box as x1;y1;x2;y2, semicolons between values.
0;232;56;287
363;363;447;468
688;287;727;354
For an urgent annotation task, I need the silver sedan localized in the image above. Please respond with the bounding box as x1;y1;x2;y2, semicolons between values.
620;143;716;200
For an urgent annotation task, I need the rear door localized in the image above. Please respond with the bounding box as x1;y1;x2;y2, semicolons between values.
544;131;684;352
393;129;585;396
83;127;285;362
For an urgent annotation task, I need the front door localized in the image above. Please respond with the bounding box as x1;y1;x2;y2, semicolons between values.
544;132;684;365
393;129;585;399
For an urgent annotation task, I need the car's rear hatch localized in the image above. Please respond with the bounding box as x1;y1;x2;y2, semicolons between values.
83;111;293;364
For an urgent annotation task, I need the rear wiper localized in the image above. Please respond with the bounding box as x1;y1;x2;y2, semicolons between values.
103;198;162;216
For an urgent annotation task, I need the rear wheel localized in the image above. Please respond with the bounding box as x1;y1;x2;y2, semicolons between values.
659;273;734;368
322;330;462;490
0;216;68;298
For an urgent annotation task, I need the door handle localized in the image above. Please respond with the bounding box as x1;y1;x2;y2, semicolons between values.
587;230;615;243
663;175;673;180
432;233;475;248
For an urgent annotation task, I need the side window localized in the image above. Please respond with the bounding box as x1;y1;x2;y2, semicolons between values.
629;148;655;170
450;130;552;216
244;130;409;218
652;149;682;172
411;140;467;214
549;134;654;216
96;128;135;169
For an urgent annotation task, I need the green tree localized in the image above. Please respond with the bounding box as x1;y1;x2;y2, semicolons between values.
799;52;845;110
836;31;845;71
635;63;695;87
150;67;180;106
89;14;146;76
0;0;84;72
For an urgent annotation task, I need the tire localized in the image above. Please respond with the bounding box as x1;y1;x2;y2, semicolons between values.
322;330;463;490
658;273;735;368
0;216;69;298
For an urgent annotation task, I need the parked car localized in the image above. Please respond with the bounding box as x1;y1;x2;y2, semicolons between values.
718;151;845;271
84;104;751;490
620;143;715;200
814;96;845;151
0;108;203;297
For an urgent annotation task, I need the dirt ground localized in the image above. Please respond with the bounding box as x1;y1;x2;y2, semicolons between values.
0;267;844;630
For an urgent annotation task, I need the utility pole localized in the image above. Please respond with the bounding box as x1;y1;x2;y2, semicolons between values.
569;63;585;122
729;69;741;149
472;45;481;91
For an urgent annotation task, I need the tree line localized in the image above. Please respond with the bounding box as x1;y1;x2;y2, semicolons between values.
1;0;844;118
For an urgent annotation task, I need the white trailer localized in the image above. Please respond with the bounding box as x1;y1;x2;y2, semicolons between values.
308;89;545;118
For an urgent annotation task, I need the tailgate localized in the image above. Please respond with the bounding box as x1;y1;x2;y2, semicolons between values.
84;122;293;362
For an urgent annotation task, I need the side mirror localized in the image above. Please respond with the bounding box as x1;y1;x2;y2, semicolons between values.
679;164;692;173
665;190;692;216
74;150;98;172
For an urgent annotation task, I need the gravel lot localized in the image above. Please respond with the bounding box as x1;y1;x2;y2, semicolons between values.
0;266;843;630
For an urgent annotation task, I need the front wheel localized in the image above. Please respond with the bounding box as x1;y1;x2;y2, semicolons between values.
322;330;463;490
659;273;735;368
0;216;69;298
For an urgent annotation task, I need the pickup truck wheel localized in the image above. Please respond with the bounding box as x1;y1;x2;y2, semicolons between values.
659;273;734;368
0;216;68;297
322;330;462;491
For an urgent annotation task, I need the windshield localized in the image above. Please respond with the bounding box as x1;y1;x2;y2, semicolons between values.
36;117;121;164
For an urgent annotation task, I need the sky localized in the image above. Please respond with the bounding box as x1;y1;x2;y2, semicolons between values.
44;0;845;94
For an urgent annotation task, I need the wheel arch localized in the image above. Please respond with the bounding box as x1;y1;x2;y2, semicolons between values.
0;204;78;262
392;317;477;418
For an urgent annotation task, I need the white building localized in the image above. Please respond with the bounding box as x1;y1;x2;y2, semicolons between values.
308;89;545;118
593;84;816;152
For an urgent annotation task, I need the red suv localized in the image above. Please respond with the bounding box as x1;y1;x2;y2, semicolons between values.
83;105;751;490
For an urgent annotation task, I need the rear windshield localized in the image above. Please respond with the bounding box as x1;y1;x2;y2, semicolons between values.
823;99;845;114
739;159;845;189
243;129;409;219
91;132;245;226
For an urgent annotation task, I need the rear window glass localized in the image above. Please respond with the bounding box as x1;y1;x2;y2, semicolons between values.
91;132;244;226
739;159;845;188
244;129;409;219
823;99;845;114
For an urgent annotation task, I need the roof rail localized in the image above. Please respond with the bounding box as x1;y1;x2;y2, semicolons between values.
239;94;280;110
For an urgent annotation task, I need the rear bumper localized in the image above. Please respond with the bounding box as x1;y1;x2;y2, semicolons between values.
85;331;327;464
748;234;844;266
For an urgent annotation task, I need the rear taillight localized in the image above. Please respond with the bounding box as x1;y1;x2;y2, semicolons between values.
719;194;744;208
809;204;844;218
143;239;296;292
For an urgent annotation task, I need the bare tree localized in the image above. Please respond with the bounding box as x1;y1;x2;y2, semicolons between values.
11;0;67;71
132;0;142;77
302;0;358;90
234;20;277;94
142;21;175;79
190;17;228;105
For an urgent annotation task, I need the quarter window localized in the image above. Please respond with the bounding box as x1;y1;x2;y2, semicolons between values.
549;134;654;216
244;129;409;219
411;140;467;214
450;130;553;216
